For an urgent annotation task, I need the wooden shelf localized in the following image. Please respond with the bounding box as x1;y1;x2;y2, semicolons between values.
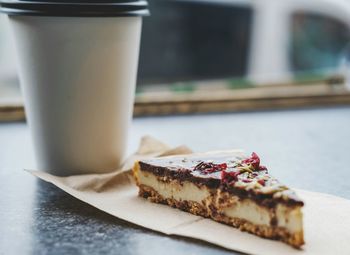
1;77;350;121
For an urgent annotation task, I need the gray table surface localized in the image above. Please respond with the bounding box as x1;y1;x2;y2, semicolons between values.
1;107;350;255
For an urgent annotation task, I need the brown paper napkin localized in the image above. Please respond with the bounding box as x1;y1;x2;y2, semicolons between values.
28;136;350;255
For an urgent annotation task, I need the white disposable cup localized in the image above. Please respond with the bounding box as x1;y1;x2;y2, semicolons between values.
8;16;142;175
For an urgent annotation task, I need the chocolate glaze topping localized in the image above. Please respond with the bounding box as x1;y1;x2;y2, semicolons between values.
139;152;304;207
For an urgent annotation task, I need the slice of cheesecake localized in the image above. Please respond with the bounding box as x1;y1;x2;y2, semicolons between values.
132;151;304;248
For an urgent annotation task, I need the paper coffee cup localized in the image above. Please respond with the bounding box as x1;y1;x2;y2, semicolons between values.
0;0;149;175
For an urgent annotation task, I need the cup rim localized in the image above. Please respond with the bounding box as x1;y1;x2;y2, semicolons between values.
0;0;150;17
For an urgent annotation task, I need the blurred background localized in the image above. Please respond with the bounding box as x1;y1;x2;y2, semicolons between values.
1;0;350;118
138;0;350;85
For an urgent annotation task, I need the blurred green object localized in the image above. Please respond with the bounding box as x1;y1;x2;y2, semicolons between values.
227;78;255;89
293;71;329;84
170;82;196;93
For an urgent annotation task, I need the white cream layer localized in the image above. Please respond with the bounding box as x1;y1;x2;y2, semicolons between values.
138;170;302;233
138;170;210;202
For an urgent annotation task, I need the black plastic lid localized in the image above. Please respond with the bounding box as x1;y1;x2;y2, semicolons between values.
0;0;149;17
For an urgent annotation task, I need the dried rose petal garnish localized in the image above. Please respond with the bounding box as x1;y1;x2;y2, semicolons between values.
241;152;267;171
221;170;240;184
259;165;267;170
194;162;227;174
257;179;266;186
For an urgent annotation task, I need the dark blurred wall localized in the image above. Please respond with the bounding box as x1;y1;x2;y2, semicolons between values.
137;0;252;85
